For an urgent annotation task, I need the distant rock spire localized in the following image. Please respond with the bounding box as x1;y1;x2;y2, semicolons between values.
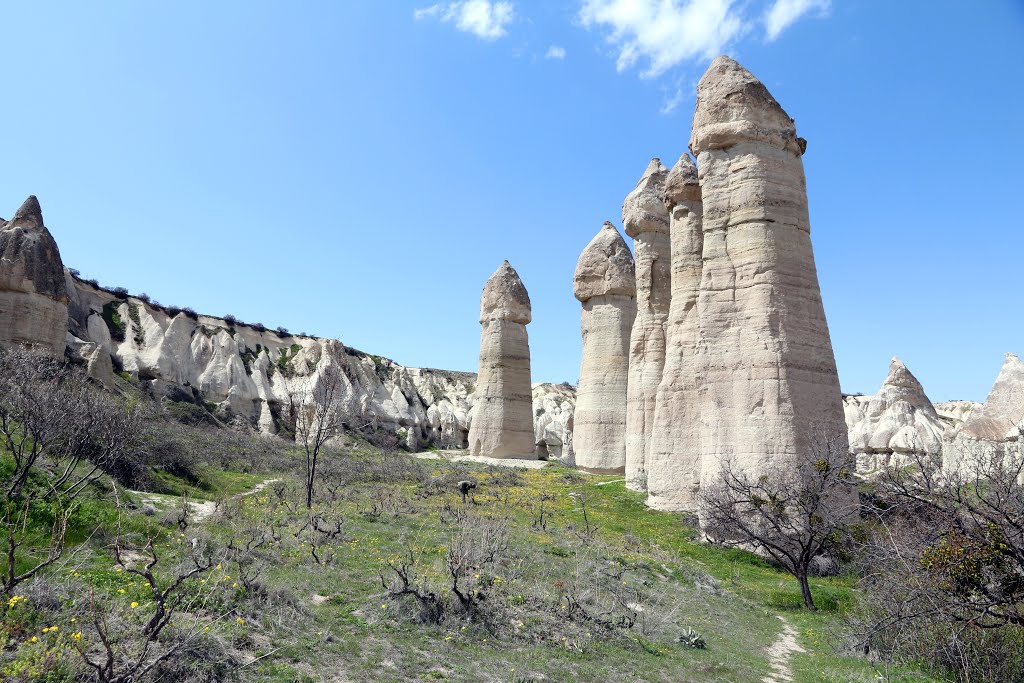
468;261;536;459
845;357;944;473
0;195;69;355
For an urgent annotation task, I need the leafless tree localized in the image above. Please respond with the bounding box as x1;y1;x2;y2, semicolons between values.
287;364;348;509
699;432;859;609
0;347;143;596
0;347;143;501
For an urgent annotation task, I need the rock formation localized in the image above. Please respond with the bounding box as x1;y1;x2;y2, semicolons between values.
533;382;576;462
934;400;980;427
944;353;1024;473
467;261;536;459
958;353;1024;442
0;196;69;355
844;358;944;473
623;159;671;485
682;56;848;505
572;222;636;473
645;153;705;501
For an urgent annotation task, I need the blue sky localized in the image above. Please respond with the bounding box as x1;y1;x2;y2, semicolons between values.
1;1;1022;402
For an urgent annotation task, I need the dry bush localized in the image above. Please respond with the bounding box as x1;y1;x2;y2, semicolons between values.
849;448;1024;682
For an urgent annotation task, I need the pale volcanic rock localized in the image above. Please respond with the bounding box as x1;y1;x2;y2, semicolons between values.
845;358;944;473
688;56;848;502
65;276;478;446
934;400;980;427
0;196;69;355
533;382;576;462
959;353;1024;442
943;354;1024;474
467;261;536;459
573;222;636;473
646;153;704;503
623;159;671;486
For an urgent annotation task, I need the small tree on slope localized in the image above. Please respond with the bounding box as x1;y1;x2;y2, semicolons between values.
698;432;859;609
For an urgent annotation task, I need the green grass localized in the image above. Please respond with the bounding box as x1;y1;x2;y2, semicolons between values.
1;444;950;683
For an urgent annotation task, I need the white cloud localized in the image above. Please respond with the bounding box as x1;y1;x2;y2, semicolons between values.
764;0;830;41
660;87;684;114
413;4;444;20
414;1;515;41
578;0;747;78
545;45;567;60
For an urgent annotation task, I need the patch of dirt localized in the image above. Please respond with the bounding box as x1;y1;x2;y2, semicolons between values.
762;615;805;683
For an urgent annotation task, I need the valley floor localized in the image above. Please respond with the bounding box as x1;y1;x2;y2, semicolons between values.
3;445;944;683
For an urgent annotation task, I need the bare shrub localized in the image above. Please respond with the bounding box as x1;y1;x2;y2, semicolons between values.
849;448;1024;682
699;431;858;609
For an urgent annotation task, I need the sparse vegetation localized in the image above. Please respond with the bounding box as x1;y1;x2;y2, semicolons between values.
101;301;126;343
0;349;954;683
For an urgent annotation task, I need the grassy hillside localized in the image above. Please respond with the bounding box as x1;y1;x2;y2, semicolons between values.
1;433;945;683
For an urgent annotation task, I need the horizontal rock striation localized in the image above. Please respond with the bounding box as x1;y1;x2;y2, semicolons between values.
689;56;848;505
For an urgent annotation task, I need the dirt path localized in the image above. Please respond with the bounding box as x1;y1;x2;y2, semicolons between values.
191;478;280;522
132;478;279;524
762;615;805;683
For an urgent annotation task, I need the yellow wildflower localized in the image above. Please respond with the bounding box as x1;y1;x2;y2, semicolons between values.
72;631;83;642
130;602;140;609
235;617;245;625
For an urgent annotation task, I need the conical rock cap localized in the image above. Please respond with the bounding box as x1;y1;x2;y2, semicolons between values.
663;153;700;207
574;222;636;302
622;158;669;238
0;195;67;300
480;260;531;324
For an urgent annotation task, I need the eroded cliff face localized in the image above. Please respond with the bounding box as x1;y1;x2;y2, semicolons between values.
61;271;574;453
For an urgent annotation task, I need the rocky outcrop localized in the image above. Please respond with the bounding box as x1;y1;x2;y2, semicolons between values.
944;354;1024;472
623;159;671;486
573;222;636;473
65;274;478;444
684;56;847;507
844;358;944;473
958;353;1024;442
935;400;980;427
467;261;536;459
0;196;69;355
533;382;576;462
645;153;704;501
